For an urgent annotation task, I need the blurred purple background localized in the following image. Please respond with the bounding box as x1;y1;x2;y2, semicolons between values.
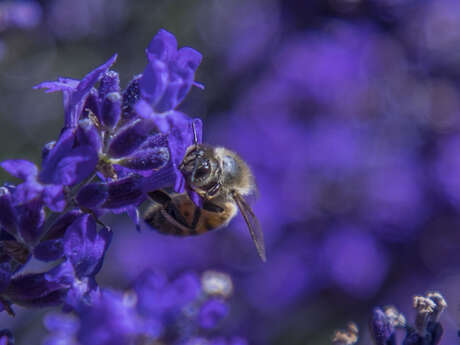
1;0;460;344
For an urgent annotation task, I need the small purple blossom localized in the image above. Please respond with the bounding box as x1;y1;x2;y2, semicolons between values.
199;298;229;329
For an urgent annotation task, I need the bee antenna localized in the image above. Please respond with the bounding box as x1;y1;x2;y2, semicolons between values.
192;121;198;146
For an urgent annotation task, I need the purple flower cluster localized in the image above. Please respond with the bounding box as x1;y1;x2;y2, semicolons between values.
369;293;446;345
333;292;447;345
0;29;205;342
42;270;245;345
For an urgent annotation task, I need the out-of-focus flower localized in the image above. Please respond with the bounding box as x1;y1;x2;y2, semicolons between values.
46;0;125;40
0;1;42;31
199;298;229;329
403;0;460;73
368;292;446;345
197;0;281;75
43;270;243;345
322;227;389;298
0;329;14;345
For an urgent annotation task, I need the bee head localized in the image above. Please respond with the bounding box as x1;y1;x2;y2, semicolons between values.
179;145;222;196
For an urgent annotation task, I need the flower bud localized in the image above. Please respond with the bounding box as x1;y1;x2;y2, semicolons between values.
101;92;122;129
99;70;120;100
107;118;157;158
76;183;108;208
119;147;169;171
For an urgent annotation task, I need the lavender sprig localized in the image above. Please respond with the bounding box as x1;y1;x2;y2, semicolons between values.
333;291;448;345
0;29;203;338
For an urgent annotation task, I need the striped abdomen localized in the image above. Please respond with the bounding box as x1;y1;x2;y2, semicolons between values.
144;193;237;236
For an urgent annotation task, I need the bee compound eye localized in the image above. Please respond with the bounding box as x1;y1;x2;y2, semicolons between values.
195;161;210;179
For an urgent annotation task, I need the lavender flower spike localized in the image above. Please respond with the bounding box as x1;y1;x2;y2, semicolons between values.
138;29;203;113
35;54;117;128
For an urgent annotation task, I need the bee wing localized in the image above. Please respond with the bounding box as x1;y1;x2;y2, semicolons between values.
232;192;266;262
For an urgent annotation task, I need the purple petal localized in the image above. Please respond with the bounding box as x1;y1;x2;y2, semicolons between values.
120;147;170;171
170;273;201;304
90;227;112;276
139;163;177;192
81;89;100;121
64;276;100;311
45;260;75;286
199;299;229;329
76;183;108;208
99;70;121;100
33;78;79;93
0;188;17;236
4;261;73;307
42;141;56;162
12;180;43;206
187;187;203;208
101;92;122;129
138;30;202;113
153;47;202;112
126;207;141;232
147;29;178;61
121;75;141;119
153;79;182;113
107;118;157;158
16;198;45;244
63;215;112;278
76;288;138;345
41;210;82;242
139;132;169;149
34;239;63;262
0;159;38;181
66;54;118;128
43;184;66;212
175;47;203;73
101;175;145;209
174;173;186;194
77;119;102;153
139;57;168;106
167;114;202;167
40;128;76;183
56;146;98;186
41;128;98;186
43;311;79;333
133;99;153;119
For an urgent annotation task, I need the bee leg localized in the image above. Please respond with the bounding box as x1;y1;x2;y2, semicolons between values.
190;207;201;231
147;190;172;206
147;190;190;227
202;201;224;213
205;182;221;198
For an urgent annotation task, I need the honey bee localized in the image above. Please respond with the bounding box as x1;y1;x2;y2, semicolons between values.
144;125;266;262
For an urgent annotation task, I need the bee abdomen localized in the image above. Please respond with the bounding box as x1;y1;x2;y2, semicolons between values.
143;195;237;236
